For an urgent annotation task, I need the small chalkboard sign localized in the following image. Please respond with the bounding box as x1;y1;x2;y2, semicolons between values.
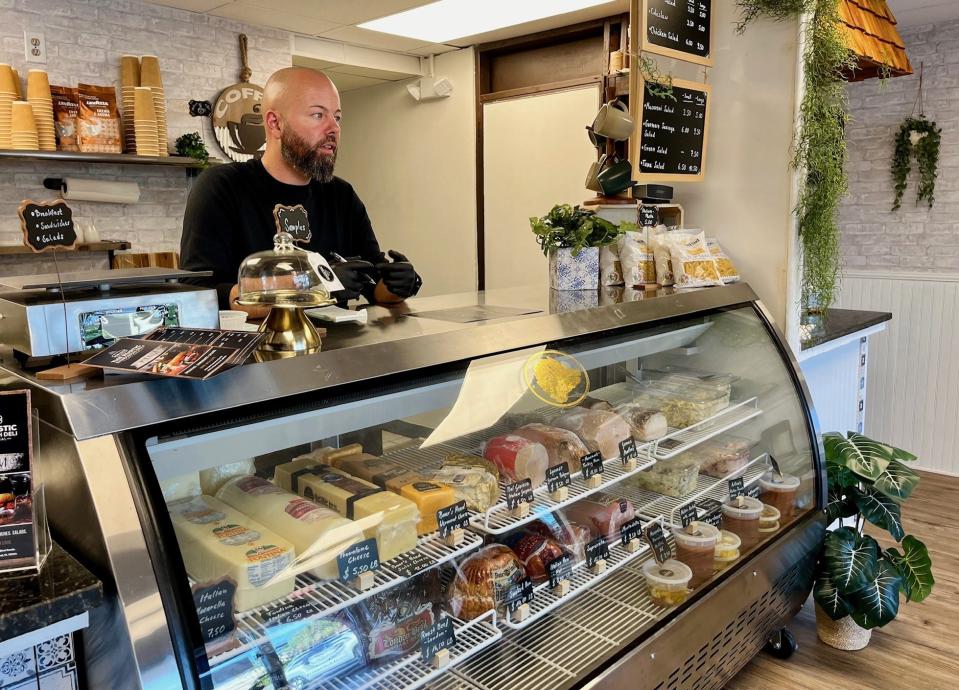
548;553;573;589
580;451;604;480
505;479;534;510
192;576;238;643
273;203;311;243
389;550;436;578
679;503;699;528
620;517;643;546
420;616;456;664
746;483;761;499
17;199;77;253
337;538;380;582
505;578;535;613
641;0;713;67
262;598;320;627
619;438;638;464
437;501;469;538
546;462;571;493
586;537;610;568
728;476;746;500
645;523;672;564
639;205;659;227
634;78;711;183
697;498;723;528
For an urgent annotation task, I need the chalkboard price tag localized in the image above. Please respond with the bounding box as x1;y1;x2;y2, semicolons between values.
644;523;672;564
262;598;320;627
642;0;713;66
620;517;643;546
388;550;437;578
746;484;761;499
436;500;469;537
546;462;571;493
639;205;659;227
728;477;746;500
192;576;238;643
505;479;534;510
505;578;535;613
420;616;456;664
580;451;604;480
548;554;573;589
337;538;380;582
679;503;699;528
619;438;638;463
697;498;723;528
585;537;610;568
18;199;77;253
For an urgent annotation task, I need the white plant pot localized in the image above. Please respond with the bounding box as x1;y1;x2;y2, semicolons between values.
549;247;599;290
815;603;872;650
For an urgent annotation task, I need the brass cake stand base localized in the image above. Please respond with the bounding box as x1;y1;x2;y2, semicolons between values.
256;306;321;356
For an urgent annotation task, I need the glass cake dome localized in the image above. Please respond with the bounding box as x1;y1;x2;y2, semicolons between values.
235;231;335;308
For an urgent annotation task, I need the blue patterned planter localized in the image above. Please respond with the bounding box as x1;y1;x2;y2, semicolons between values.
549;247;599;290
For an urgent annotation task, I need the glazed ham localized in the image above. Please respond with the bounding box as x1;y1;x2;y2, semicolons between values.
513;424;589;469
483;434;548;488
552;408;631;460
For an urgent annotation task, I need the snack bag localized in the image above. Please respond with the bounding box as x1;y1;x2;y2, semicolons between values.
707;238;741;283
670;231;724;288
50;85;79;151
651;227;681;287
617;230;656;286
78;84;121;153
599;243;624;286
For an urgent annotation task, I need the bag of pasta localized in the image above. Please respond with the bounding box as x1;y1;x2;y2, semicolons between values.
618;230;656;286
669;231;724;288
651;227;683;287
706;238;740;283
599;243;624;286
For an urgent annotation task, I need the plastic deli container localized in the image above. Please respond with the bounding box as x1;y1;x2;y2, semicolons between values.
721;496;764;551
642;558;693;607
633;455;700;498
630;379;731;429
714;530;741;571
759;503;781;534
758;472;800;522
696;435;754;478
673;521;720;588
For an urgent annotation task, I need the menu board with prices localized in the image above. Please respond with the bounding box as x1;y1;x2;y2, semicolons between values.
642;0;713;66
635;78;711;183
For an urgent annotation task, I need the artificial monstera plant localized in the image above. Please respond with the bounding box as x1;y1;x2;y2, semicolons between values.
815;432;934;629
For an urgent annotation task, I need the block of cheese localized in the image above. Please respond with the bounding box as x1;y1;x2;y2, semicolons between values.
330;453;422;492
199;459;255;496
553;408;632;461
399;480;456;534
427;465;499;512
271;461;419;561
216;475;365;579
161;473;200;503
295;444;365;465
168;495;294;611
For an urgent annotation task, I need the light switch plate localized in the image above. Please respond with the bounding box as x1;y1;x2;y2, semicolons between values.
24;31;47;63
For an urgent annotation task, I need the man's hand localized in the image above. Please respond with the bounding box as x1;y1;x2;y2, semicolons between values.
374;250;421;301
331;258;376;301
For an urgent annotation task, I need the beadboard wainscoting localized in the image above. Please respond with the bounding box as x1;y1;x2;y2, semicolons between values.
838;270;959;476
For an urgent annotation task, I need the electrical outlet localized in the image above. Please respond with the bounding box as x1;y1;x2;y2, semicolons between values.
24;31;46;63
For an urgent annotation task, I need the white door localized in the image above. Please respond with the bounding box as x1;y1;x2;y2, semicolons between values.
483;85;600;291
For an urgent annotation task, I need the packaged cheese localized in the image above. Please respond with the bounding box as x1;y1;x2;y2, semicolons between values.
330;453;421;492
216;475;365;579
160;473;200;503
399;480;456;534
199;459;255;495
168;495;295;611
271;461;419;560
427;465;499;512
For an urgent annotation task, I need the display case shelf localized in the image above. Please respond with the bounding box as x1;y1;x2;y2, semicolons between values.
640;397;763;462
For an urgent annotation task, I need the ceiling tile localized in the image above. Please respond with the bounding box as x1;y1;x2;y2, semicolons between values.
320;64;412;80
318;25;429;52
325;71;390;92
147;0;231;11
240;0;431;26
406;43;460;56
209;1;341;34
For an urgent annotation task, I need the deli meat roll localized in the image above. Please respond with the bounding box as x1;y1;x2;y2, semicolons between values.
614;402;668;442
512;423;589;469
552;408;631;460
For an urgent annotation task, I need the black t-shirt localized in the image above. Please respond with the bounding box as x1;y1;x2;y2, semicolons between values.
179;159;381;308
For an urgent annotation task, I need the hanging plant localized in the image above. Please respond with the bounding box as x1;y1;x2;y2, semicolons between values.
737;0;856;312
891;116;941;211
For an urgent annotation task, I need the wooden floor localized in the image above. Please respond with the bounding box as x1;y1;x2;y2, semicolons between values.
728;470;959;689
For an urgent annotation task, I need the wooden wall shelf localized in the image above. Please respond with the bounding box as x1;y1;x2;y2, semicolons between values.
0;150;218;170
0;241;132;256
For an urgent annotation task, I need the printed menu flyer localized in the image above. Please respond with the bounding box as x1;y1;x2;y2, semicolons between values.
0;390;35;570
83;327;266;380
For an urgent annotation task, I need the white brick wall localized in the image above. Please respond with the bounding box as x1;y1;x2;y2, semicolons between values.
841;19;959;272
0;0;292;276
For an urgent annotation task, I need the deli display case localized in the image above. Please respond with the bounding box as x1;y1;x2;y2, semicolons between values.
2;283;825;690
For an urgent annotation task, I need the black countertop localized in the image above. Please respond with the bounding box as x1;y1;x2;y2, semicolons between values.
0;542;103;640
800;308;892;351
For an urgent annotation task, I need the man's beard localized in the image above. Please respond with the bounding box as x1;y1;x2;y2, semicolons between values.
280;128;337;183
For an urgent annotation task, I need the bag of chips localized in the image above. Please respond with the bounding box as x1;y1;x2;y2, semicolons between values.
77;84;121;153
670;231;724;288
707;238;741;283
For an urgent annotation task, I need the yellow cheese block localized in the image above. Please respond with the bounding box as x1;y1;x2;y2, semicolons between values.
272;460;419;562
215;475;364;580
399;480;456;535
168;495;294;611
331;453;422;492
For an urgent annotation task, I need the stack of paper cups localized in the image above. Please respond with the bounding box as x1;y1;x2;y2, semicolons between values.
26;69;55;151
11;100;38;150
140;56;167;156
133;86;158;156
120;55;139;154
0;65;16;149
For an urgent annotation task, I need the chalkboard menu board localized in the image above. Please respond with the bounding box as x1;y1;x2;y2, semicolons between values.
634;78;711;183
642;0;713;66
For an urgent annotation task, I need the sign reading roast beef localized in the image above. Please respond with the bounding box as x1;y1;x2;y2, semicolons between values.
212;34;265;163
642;0;713;67
18;200;77;253
634;78;711;183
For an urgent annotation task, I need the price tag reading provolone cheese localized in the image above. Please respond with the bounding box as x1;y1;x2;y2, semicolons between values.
546;462;571;493
505;479;534;510
585;537;610;568
580;451;604;480
436;501;469;537
337;538;380;582
420;616;456;664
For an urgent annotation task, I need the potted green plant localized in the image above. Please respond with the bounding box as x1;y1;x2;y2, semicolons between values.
530;204;622;290
814;432;934;650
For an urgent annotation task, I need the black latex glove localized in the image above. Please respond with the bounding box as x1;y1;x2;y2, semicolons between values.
331;258;376;301
375;250;421;299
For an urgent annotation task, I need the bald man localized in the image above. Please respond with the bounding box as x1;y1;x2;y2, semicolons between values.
180;67;421;313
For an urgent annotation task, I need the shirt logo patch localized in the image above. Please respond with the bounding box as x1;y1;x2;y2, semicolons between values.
273;204;311;243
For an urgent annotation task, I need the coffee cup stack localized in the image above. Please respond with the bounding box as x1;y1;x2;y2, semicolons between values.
120;55;139;154
0;64;16;149
134;86;159;156
11;100;38;150
26;69;56;151
139;56;168;156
